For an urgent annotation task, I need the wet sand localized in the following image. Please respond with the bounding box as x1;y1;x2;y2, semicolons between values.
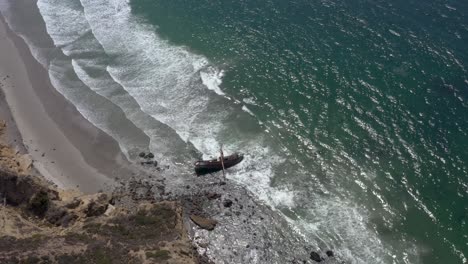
0;15;135;193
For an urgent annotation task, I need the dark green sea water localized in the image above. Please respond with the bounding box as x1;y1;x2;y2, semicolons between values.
129;0;468;263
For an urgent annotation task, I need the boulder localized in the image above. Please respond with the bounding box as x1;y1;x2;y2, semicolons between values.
206;192;221;200
140;160;158;166
310;251;324;262
104;204;116;216
139;152;146;158
145;152;154;159
65;198;81;209
45;206;67;225
85;200;107;217
59;213;78;227
326;250;334;257
223;199;233;208
84;194;109;217
190;215;218;231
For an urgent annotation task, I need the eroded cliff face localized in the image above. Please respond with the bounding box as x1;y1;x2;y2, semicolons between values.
0;120;32;175
0;119;204;264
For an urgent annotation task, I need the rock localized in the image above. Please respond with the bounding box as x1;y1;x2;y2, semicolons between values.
326;250;334;257
190;215;218;231
65;198;81;209
140;160;157;166
85;200;107;217
84;194;109;217
45;206;68;226
60;213;78;227
206;192;221;200
223;199;233;208
198;242;209;248
139;152;146;158
310;251;323;262
145;152;154;159
104;204;116;216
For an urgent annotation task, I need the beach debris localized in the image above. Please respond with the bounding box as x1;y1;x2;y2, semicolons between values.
190;214;218;231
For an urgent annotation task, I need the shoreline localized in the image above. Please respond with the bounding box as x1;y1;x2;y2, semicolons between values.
0;15;133;193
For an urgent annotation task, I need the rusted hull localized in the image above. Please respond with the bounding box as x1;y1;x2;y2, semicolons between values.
195;154;244;175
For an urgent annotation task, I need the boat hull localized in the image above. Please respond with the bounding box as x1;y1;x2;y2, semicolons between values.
194;153;244;175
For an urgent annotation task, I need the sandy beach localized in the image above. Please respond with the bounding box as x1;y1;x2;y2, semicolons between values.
0;16;134;193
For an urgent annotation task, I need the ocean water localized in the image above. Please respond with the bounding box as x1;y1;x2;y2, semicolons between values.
1;0;467;263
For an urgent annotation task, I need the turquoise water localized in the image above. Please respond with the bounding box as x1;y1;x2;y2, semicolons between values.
1;0;466;262
130;0;467;263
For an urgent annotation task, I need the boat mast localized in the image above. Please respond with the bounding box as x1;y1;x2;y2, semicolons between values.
220;145;225;177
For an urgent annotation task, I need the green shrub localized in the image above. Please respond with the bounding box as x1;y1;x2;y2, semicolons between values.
28;191;49;217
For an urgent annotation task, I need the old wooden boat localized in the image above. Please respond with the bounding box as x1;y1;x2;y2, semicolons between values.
195;153;244;175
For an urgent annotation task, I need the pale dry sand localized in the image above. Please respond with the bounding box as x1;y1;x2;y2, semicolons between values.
0;16;135;193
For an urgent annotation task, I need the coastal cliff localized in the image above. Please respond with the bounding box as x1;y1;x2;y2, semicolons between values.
0;118;209;264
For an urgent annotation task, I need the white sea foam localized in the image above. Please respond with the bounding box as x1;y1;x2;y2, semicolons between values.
200;66;226;96
389;29;401;37
37;0;90;48
242;97;258;105
241;105;255;116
